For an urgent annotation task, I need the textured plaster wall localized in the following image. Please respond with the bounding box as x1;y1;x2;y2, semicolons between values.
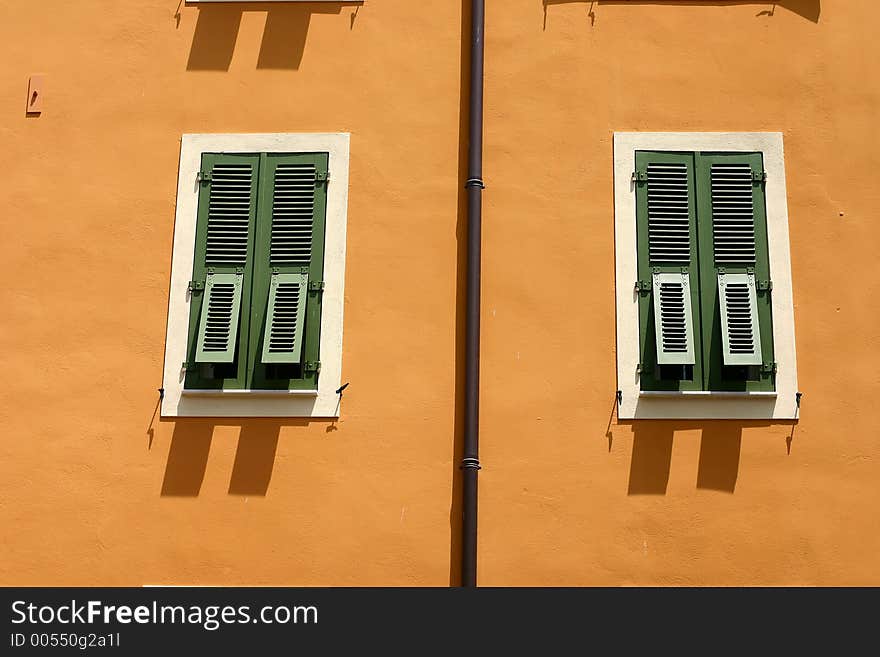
0;0;877;585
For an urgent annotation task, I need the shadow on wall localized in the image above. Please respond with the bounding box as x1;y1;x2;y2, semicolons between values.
185;2;359;71
159;419;327;496
623;420;793;495
542;1;821;25
448;0;474;588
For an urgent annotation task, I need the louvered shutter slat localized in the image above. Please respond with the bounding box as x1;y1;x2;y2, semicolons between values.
647;163;691;263
718;272;762;366
711;163;757;264
270;163;316;266
261;273;309;364
205;164;254;266
195;273;244;363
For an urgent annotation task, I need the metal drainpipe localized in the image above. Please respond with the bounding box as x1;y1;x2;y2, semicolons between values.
461;0;485;589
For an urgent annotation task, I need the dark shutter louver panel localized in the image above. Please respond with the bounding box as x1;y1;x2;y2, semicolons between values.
652;272;696;365
205;164;254;266
195;273;244;363
718;272;762;366
711;163;757;264
270;163;317;266
261;272;309;364
647;162;691;264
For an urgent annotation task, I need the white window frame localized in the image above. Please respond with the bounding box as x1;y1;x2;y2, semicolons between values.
613;132;798;420
161;133;350;418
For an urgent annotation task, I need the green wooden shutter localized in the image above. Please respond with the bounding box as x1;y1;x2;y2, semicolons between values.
184;154;259;389
248;152;329;389
635;152;703;391
695;153;775;391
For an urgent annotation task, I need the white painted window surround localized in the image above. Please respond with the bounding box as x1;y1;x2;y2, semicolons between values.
613;132;799;420
161;133;350;418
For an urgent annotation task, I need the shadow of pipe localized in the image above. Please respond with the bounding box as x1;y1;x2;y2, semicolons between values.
448;0;471;588
186;2;357;72
542;1;820;25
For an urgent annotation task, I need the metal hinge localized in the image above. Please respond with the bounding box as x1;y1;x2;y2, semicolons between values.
308;281;325;293
181;361;196;371
303;361;321;373
631;170;648;183
197;171;212;184
752;170;767;183
757;279;773;292
188;280;205;293
761;362;778;375
316;170;330;183
635;280;652;293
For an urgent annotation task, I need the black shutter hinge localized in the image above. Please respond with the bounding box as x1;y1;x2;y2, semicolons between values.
308;281;325;293
188;280;205;293
197;171;212;184
752;170;767;183
757;279;773;292
635;280;652;294
303;361;321;373
632;170;648;183
761;361;778;375
316;170;330;183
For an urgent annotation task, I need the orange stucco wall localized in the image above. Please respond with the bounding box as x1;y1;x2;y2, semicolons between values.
1;0;877;586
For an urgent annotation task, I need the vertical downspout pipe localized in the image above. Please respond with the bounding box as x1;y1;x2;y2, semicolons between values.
461;0;485;588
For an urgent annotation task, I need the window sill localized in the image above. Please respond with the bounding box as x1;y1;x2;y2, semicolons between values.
181;389;319;397
639;391;777;398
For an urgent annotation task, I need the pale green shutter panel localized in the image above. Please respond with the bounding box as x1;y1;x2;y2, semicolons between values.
261;272;309;363
718;272;762;366
195;273;244;363
652;271;696;365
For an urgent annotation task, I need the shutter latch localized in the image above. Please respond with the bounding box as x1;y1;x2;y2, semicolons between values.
308;281;325;293
757;279;773;292
188;280;205;293
635;280;652;294
752;170;767;183
316;170;330;183
761;362;778;375
303;361;321;373
631;170;648;183
197;171;212;184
